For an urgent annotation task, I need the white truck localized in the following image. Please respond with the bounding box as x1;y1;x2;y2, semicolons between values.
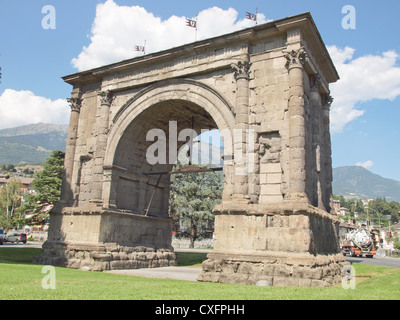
341;228;376;258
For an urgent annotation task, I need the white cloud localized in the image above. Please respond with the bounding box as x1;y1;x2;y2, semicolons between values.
72;1;268;71
70;3;400;134
356;160;374;169
0;89;70;130
328;45;400;133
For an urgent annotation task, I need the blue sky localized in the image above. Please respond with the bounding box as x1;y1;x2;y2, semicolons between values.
0;0;399;181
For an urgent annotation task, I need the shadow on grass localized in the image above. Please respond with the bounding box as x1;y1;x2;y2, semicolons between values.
0;248;43;264
176;252;208;267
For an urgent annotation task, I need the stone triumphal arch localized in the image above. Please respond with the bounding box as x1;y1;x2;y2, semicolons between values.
39;13;348;286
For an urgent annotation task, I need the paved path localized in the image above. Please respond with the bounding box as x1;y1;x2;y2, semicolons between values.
0;242;43;249
106;248;206;281
106;266;202;281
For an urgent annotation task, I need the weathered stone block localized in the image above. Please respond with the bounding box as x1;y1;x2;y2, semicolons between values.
260;184;281;195
126;260;138;269
259;195;284;204
261;264;276;276
110;260;126;269
311;280;330;287
158;259;169;267
111;252;120;260
129;252;138;260
137;253;147;261
67;259;81;269
146;252;157;260
266;173;282;184
119;252;129;260
260;163;282;174
202;259;216;272
92;261;110;271
91;252;112;262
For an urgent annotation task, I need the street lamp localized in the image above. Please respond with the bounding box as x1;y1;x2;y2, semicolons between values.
365;206;384;227
388;215;392;255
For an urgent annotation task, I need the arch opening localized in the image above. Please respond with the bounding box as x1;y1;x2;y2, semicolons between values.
108;98;226;217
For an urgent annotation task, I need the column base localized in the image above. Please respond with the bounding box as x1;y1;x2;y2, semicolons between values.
37;241;176;271
200;201;349;286
35;207;176;271
198;251;348;287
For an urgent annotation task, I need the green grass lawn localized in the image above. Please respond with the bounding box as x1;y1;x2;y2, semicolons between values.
0;248;399;300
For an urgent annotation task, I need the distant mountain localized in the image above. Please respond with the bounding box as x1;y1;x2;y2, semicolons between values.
0;123;68;165
333;166;400;202
0;123;68;137
178;141;223;167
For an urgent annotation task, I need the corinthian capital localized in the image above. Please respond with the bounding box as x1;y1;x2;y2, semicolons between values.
231;60;251;80
284;47;307;70
98;90;114;105
310;73;322;92
321;94;333;107
67;97;82;113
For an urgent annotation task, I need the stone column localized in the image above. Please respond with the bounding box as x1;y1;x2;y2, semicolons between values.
284;48;309;202
321;94;334;213
310;74;325;210
101;165;118;209
59;96;82;206
90;90;113;207
231;59;252;202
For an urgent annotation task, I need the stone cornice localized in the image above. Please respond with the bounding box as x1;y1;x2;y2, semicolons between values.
62;12;339;87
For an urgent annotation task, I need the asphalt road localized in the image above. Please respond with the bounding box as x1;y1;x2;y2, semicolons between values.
0;242;43;249
345;255;400;269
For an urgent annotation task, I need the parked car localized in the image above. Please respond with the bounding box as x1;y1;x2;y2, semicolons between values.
4;233;27;244
0;228;4;245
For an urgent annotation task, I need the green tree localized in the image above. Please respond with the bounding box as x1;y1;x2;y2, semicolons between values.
30;151;64;204
0;179;23;229
0;164;16;173
23;167;34;175
347;199;356;214
366;198;400;226
355;199;365;215
25;151;64;224
169;165;223;248
388;201;400;224
393;236;400;250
